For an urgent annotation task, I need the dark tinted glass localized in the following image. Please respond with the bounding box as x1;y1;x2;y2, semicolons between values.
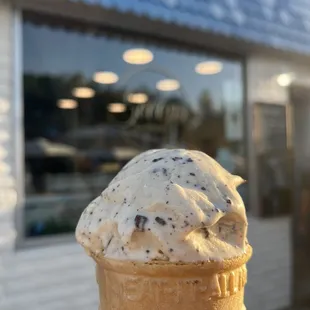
23;22;245;237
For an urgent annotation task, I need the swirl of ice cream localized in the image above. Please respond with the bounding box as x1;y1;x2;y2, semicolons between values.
76;149;248;262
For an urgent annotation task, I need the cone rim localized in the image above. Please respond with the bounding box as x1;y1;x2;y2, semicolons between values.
94;244;252;277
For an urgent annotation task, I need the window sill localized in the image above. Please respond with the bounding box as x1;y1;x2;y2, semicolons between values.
16;233;76;251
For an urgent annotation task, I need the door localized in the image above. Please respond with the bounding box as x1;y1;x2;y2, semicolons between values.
290;84;310;308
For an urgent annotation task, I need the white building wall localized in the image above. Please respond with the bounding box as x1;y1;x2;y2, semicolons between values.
0;0;18;308
246;55;310;217
247;55;310;104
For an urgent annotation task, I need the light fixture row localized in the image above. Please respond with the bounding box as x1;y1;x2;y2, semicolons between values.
57;99;127;113
122;48;223;76
58;48;223;109
58;91;149;109
70;76;181;102
91;49;222;87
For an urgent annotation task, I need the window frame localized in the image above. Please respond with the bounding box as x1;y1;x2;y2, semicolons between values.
16;10;248;247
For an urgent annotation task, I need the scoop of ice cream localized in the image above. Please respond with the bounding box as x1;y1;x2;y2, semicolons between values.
76;149;248;263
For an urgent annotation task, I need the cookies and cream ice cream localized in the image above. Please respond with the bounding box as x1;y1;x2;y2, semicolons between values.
76;149;248;263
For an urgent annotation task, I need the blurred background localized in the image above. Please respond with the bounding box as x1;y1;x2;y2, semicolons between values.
1;0;310;309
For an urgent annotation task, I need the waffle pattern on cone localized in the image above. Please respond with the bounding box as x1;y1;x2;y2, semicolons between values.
96;245;252;310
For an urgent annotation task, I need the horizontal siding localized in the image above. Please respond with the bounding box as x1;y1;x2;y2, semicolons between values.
0;2;11;73
0;0;14;242
2;216;291;310
0;1;16;310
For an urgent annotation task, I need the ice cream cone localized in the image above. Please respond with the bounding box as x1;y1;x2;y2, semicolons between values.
94;245;252;310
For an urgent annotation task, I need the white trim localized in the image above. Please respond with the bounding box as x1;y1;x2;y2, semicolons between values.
245;59;259;216
12;6;25;247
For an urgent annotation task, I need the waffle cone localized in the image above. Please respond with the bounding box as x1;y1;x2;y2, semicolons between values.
94;245;252;310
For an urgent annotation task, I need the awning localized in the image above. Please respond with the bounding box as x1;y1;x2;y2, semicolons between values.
19;0;310;56
69;0;310;55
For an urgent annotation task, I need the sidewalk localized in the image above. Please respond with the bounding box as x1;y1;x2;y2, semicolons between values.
2;216;291;310
245;216;291;310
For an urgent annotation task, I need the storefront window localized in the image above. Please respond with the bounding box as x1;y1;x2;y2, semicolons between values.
23;21;246;238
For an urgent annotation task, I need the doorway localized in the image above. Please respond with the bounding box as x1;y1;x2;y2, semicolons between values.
290;84;310;308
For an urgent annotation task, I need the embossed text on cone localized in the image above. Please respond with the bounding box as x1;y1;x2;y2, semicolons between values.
95;245;252;310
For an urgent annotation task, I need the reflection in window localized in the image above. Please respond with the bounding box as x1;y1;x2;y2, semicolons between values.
23;22;246;238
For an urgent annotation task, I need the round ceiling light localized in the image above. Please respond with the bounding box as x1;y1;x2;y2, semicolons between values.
93;71;119;84
277;73;295;87
108;103;127;113
195;61;223;75
123;48;154;65
127;93;148;104
156;79;180;92
57;99;78;109
72;87;95;98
